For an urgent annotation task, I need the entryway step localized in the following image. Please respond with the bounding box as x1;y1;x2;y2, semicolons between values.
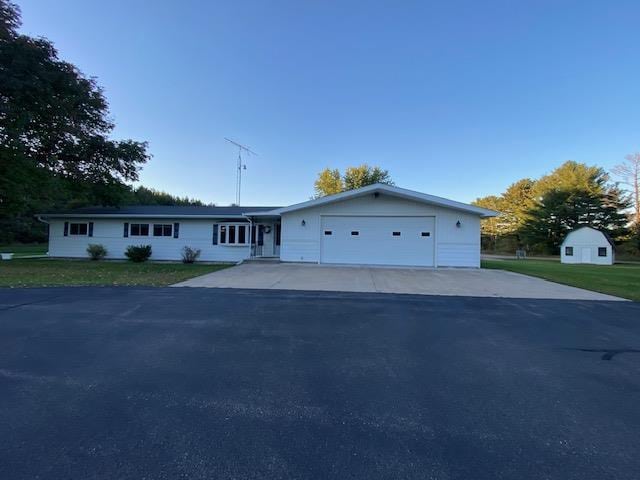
242;257;281;264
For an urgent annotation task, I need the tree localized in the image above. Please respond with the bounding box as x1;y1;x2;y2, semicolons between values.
313;164;393;197
128;186;209;206
343;164;393;190
611;153;640;226
472;195;503;250
521;186;629;254
533;161;607;198
0;1;150;242
314;168;343;198
500;178;536;235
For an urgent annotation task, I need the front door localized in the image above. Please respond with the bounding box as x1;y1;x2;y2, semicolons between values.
581;247;592;263
259;223;275;257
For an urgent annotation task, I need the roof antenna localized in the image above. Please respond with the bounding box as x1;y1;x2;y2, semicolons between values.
224;138;257;206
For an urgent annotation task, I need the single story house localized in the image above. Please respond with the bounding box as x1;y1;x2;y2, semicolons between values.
560;226;615;265
38;184;497;267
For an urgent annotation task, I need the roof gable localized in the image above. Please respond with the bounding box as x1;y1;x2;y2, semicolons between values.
561;226;616;248
270;184;498;217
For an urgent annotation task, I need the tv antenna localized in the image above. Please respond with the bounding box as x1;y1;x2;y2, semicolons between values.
224;137;257;205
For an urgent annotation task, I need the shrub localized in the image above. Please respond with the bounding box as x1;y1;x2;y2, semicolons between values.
125;244;152;262
86;244;107;260
181;246;201;264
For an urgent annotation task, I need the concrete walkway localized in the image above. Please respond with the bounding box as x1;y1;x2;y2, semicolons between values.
172;263;624;301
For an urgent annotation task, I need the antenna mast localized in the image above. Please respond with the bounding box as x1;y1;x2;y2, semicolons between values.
224;138;257;205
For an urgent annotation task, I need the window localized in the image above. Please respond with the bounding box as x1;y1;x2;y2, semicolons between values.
598;247;607;257
392;231;401;236
324;230;332;235
351;231;359;236
69;223;88;235
131;224;149;236
218;223;249;245
565;246;573;256
421;232;431;237
153;224;173;237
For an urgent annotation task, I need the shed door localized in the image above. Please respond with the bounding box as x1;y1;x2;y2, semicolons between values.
320;216;435;266
581;248;592;263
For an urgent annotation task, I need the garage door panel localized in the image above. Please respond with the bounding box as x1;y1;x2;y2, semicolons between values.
321;216;434;266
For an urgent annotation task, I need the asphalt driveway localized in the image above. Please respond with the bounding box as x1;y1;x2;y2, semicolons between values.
1;287;639;479
173;263;623;300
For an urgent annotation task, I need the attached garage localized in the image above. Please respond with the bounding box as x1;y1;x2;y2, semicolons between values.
276;184;497;268
320;216;435;266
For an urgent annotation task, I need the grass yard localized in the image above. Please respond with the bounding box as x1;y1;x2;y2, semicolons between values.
0;243;48;257
0;259;231;287
482;259;640;301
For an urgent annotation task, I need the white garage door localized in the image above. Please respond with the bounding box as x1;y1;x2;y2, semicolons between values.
320;216;435;266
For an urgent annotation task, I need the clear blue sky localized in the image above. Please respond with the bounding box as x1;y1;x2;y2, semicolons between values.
18;0;640;206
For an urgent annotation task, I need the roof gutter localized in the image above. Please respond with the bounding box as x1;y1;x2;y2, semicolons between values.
35;213;254;220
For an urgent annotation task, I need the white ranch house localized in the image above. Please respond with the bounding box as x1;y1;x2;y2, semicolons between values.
39;184;497;268
560;226;615;265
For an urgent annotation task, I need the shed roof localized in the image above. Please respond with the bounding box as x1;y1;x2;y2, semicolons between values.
561;226;616;248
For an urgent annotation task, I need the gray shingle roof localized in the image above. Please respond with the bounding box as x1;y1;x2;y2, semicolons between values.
38;205;282;218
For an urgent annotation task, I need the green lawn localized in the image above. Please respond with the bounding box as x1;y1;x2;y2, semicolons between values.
0;259;231;287
0;243;48;257
482;259;640;301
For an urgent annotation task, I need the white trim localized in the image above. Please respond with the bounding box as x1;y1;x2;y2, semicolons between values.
218;222;250;246
129;222;150;237
269;184;498;218
68;222;89;236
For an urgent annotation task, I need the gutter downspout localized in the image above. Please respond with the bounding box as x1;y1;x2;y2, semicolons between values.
35;215;50;256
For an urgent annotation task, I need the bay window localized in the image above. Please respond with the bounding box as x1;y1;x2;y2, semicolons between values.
218;223;249;245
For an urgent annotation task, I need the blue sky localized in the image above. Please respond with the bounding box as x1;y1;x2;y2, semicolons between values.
18;0;640;206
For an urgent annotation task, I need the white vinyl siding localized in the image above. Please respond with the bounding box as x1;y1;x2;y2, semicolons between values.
280;193;481;267
561;227;614;265
48;219;251;262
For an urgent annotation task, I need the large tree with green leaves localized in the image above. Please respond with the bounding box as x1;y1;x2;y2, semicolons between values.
520;162;629;253
0;0;150;242
313;164;393;197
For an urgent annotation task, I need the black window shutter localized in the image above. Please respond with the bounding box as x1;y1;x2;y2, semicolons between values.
88;222;94;237
173;223;179;238
212;224;218;245
123;222;129;238
63;221;69;236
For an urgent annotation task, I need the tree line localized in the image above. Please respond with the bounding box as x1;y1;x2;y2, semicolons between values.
472;159;639;256
0;1;206;243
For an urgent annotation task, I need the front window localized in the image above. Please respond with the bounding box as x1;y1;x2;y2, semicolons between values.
131;224;149;236
219;224;249;245
69;223;88;235
598;247;607;257
565;246;573;256
153;224;173;237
